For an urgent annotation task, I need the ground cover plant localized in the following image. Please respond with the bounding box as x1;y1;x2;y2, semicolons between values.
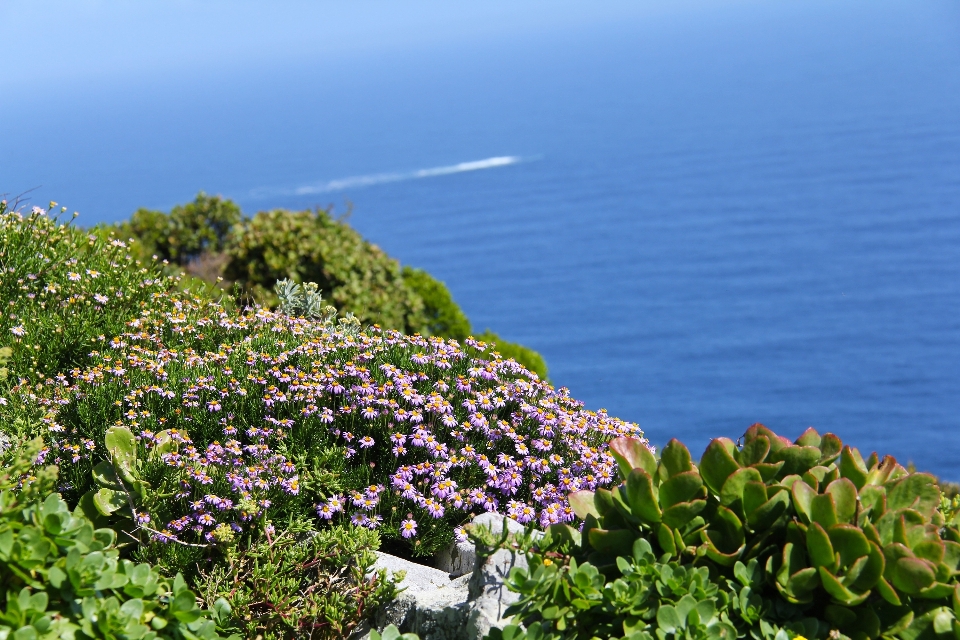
0;438;232;640
0;199;643;637
482;425;960;640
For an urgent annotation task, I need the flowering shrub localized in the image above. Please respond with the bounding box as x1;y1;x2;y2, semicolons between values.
0;199;183;382
9;282;647;557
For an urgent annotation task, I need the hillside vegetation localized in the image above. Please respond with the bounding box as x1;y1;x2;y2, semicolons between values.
111;193;548;379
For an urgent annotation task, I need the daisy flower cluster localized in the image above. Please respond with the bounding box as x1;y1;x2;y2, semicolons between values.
14;288;650;551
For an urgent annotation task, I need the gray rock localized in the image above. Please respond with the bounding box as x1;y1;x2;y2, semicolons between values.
355;514;540;640
434;539;476;578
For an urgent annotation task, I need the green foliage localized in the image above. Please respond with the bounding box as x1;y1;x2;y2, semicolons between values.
401;267;472;340
492;425;960;640
223;207;427;333
476;331;548;381
117;193;242;266
370;624;420;640
0;201;180;382
0;439;231;640
193;521;400;640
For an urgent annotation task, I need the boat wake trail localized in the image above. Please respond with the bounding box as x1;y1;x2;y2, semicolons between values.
249;156;524;199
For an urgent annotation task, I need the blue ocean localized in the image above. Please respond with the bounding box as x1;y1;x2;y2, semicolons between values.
2;0;959;477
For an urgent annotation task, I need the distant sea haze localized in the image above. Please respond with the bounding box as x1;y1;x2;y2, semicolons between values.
3;0;959;477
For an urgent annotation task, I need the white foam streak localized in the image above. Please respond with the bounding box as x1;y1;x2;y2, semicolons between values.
287;156;521;196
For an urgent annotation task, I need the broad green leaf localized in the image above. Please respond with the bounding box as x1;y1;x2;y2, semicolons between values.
625;470;661;524
609;437;657;478
700;438;740;495
660;439;694;478
568;491;599;520
659;471;703;509
806;522;838;571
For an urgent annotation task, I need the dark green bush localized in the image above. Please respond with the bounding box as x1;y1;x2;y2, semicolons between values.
487;425;960;640
116;193;242;266
402;267;472;340
222;207;427;333
0;439;231;640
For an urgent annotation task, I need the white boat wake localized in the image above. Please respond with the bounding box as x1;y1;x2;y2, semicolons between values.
250;156;524;199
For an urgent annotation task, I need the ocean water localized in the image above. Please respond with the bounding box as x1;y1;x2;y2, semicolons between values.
2;0;959;476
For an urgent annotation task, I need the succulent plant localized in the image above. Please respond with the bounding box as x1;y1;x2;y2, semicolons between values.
560;424;960;639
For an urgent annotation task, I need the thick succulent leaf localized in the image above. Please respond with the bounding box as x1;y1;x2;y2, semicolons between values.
742;481;768;518
719;467;763;514
747;488;790;531
660;439;694;478
791;478;817;524
700;438;741;495
659;471;704;509
810;493;839;529
818;433;843;464
92;461;123;491
753;461;786;482
887;473;940;519
701;505;745;565
594;488;615;516
865;455;897;486
795;427;822;448
859;485;886;523
892;557;937;595
917;582;955;600
941;541;960;574
807;522;839;572
587;528;637;558
819;568;870;606
875;576;902;606
662;500;707;529
547;524;582;548
828;524;870;568
840;447;869;490
769;445;821;477
913;539;945;566
105;425;138;476
625;469;661;523
740;435;771;467
657;523;678;557
825;478;858;524
848;542;885;592
780;567;820;604
569;491;600;520
609;437;657;478
745;424;791;452
93;488;127;516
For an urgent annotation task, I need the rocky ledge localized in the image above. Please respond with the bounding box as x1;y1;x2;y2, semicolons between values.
352;513;540;640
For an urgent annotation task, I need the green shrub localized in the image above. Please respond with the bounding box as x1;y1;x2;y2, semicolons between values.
0;439;232;640
193;521;400;640
488;425;960;640
222;207;427;333
0;201;179;382
116;193;242;266
402;267;472;340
